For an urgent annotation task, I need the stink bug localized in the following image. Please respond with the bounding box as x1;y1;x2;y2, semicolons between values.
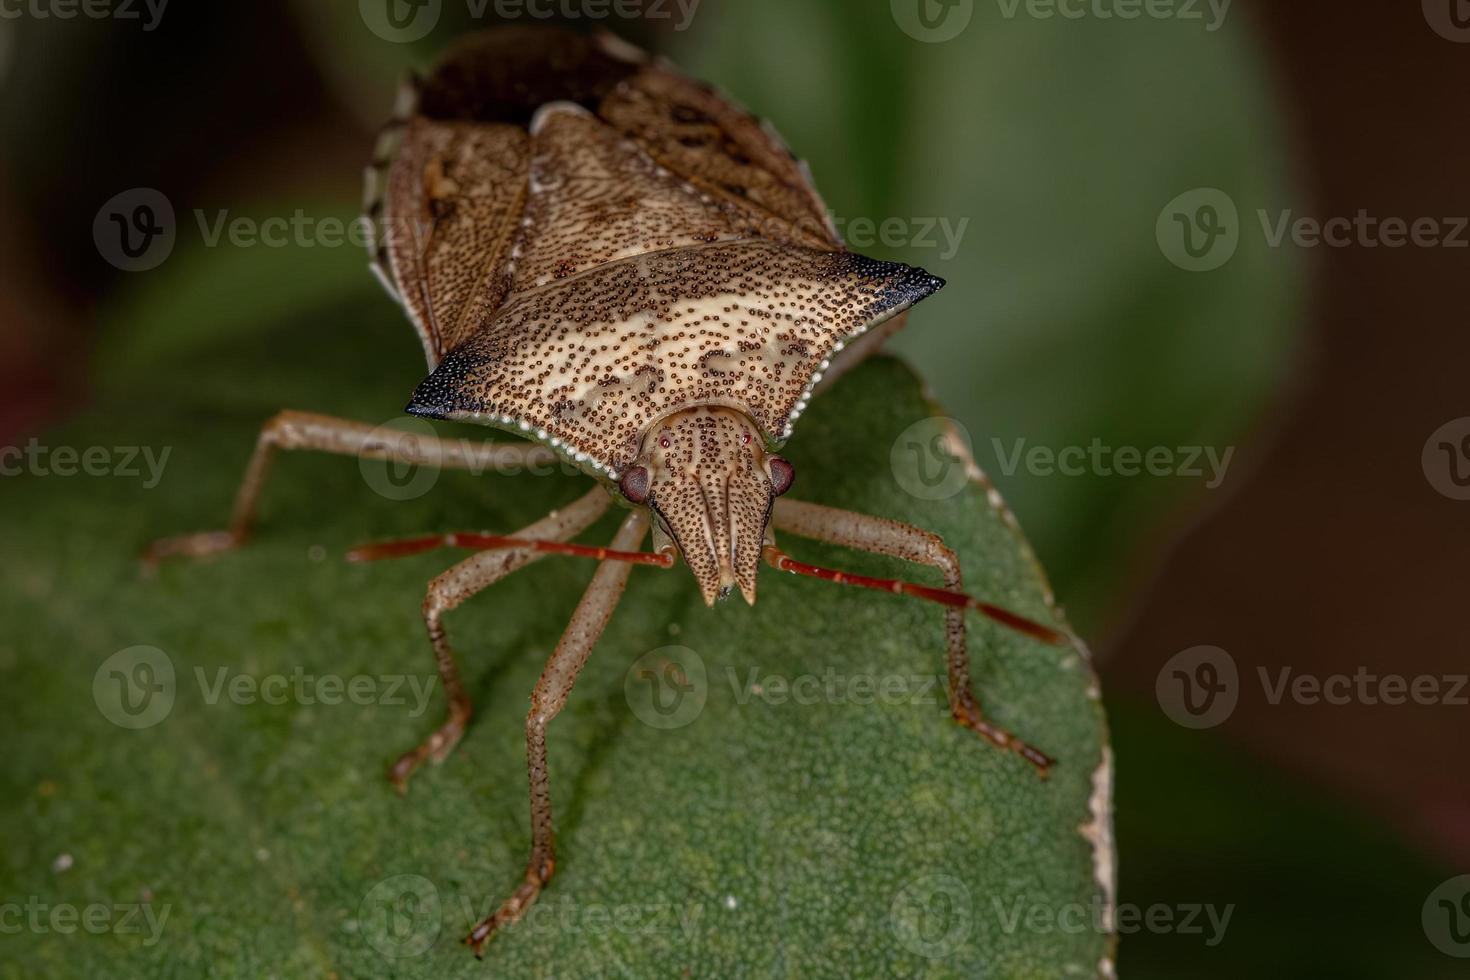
144;27;1065;956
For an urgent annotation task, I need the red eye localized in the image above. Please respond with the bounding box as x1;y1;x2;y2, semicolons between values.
620;466;650;503
768;456;795;496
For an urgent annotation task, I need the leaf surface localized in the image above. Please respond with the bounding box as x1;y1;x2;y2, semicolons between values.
0;244;1111;978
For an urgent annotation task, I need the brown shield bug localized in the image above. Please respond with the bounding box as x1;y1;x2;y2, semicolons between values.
144;27;1065;956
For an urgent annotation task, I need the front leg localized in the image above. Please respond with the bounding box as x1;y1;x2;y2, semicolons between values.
389;485;612;792
143;410;559;563
465;508;651;956
770;497;1054;774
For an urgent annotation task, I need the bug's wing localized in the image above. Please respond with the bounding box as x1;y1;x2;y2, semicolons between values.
595;45;843;252
508;102;760;292
366;29;846;368
370;117;530;366
405;239;943;477
366;28;645;367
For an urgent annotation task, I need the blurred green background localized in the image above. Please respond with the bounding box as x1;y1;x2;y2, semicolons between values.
2;1;1466;977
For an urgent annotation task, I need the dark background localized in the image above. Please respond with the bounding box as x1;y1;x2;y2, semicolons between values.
2;1;1465;975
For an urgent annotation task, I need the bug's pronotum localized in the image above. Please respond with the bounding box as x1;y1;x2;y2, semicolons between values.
144;27;1065;956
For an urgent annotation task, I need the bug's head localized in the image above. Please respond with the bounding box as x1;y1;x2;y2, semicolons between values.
617;406;794;607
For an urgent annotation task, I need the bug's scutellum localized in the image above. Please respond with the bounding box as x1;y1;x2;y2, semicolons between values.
144;27;1068;957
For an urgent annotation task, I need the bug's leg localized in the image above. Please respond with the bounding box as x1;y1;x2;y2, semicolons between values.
464;509;650;957
769;497;1056;775
386;486;612;793
142;410;559;564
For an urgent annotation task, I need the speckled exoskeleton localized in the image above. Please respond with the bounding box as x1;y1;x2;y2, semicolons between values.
145;27;1065;956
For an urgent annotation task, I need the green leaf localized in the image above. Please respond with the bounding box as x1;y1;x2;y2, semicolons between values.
0;247;1111;976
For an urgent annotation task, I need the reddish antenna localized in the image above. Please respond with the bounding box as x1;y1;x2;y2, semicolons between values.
762;545;1067;647
347;532;676;568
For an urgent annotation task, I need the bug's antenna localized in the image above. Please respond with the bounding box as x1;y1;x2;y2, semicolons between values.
347;532;676;568
762;545;1067;646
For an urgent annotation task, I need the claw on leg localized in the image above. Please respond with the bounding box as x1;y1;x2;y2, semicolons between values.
140;529;243;570
464;870;549;957
388;697;471;794
952;695;1054;776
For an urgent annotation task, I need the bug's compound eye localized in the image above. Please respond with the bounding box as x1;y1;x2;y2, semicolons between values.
619;465;651;503
768;456;795;496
